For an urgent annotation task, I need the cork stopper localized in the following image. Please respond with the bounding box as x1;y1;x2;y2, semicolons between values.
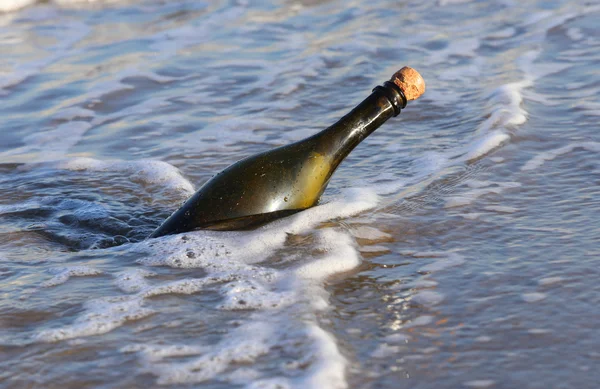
390;66;425;101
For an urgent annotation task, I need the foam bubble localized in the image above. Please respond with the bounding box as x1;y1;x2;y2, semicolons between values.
139;278;225;298
41;266;103;287
218;278;296;311
114;269;157;293
35;296;155;342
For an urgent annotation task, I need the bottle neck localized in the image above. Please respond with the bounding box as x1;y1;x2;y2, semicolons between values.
316;81;407;168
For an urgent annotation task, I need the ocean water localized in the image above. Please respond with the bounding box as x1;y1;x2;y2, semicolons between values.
1;0;599;388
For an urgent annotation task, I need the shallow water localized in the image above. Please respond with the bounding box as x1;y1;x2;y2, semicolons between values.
1;0;599;388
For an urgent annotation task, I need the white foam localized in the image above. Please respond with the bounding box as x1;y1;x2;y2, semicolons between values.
445;48;564;173
299;324;347;389
528;328;551;335
521;292;546;303
521;142;600;171
565;27;584;41
295;229;361;282
152;321;274;385
464;380;496;388
121;343;208;362
35;296;155;342
538;277;563;286
139;277;226;298
114;269;157;293
3;1;597;387
444;181;521;209
41;266;103;287
218;278;296;311
459;213;482;220
463;131;510;162
31;188;378;387
0;0;35;13
55;157;195;196
444;187;502;208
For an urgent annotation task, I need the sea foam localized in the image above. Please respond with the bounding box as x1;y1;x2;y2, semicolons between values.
33;187;380;388
55;157;195;196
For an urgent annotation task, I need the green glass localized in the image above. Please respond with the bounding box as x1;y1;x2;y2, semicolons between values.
150;80;408;238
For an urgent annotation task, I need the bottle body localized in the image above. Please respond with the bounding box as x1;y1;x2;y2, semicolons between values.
150;81;407;238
